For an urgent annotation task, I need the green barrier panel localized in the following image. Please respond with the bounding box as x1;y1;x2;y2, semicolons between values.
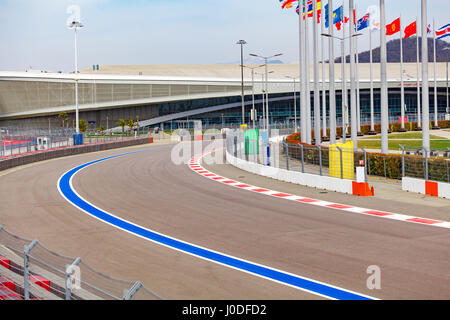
245;129;259;155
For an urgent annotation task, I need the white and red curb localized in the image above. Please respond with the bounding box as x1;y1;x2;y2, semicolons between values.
188;152;450;230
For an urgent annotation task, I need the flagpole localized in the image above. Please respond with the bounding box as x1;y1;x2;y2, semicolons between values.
380;0;389;154
313;0;321;145
369;24;376;134
355;11;362;136
400;14;406;131
416;17;421;130
328;0;337;144
349;0;357;149
341;2;347;141
421;0;430;154
300;0;306;143
321;4;327;139
305;7;312;144
433;18;439;129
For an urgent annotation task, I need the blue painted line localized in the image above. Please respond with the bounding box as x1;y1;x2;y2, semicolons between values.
57;146;374;300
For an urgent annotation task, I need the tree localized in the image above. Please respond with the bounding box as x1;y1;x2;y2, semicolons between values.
98;126;106;136
78;120;88;133
127;118;135;136
116;119;127;136
58;112;67;128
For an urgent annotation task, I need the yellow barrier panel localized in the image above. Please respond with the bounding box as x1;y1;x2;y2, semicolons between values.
329;141;354;180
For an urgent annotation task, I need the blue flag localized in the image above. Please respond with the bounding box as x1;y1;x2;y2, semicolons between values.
357;13;370;31
325;4;343;28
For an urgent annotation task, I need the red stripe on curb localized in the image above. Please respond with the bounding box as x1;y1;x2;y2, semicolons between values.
204;174;216;177
212;177;225;180
295;198;319;203
235;184;251;188
363;210;392;217
272;193;292;198
327;204;354;209
406;217;442;225
222;181;237;184
252;188;270;192
198;171;209;174
193;168;204;171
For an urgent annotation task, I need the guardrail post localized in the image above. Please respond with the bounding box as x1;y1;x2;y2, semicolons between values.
65;257;82;300
123;281;143;300
300;144;305;173
233;136;237;158
399;144;405;178
23;240;39;300
318;146;323;176
285;142;289;170
337;146;343;179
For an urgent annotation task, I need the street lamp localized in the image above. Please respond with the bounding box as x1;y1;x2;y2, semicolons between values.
242;64;265;129
236;40;247;126
249;53;283;131
68;20;84;136
255;70;274;130
321;32;362;144
285;76;299;132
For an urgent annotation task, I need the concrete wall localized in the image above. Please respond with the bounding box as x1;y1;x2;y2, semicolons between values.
0;137;151;172
226;147;354;194
402;177;450;199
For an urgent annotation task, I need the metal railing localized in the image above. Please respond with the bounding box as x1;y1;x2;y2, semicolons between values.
0;226;163;300
399;145;450;183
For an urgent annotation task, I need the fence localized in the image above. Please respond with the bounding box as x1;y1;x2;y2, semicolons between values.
227;130;450;184
0;226;163;300
399;145;450;183
226;130;365;183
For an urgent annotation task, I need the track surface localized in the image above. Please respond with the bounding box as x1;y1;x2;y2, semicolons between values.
1;142;450;299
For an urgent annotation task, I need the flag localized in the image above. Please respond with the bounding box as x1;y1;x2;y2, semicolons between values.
281;0;296;9
427;24;433;34
404;21;417;39
357;13;370;31
436;23;450;40
386;18;400;36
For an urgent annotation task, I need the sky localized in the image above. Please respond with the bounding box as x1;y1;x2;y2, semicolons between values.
0;0;449;72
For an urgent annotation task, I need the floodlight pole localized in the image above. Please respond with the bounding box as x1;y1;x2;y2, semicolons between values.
237;40;247;126
380;0;389;154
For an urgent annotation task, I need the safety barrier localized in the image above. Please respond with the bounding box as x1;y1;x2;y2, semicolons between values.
0;137;152;172
402;177;450;199
0;226;163;300
226;132;373;196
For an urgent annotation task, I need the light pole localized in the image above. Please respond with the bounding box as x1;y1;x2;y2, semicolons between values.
380;0;389;154
321;32;362;145
243;64;265;129
68;20;84;135
236;40;247;126
249;53;283;131
286;76;299;132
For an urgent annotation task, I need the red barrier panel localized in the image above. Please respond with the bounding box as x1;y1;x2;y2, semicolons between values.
29;275;50;291
0;256;10;269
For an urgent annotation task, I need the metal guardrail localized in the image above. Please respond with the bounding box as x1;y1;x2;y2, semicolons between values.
0;226;163;300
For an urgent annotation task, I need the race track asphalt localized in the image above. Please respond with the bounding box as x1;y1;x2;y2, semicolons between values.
1;141;450;300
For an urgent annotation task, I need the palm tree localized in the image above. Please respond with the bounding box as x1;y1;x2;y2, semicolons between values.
79;120;88;133
98;126;106;136
58;112;67;128
116;119;127;136
127;118;135;136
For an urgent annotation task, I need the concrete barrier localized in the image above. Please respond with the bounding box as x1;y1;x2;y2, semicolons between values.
226;148;372;195
402;177;450;199
0;137;151;172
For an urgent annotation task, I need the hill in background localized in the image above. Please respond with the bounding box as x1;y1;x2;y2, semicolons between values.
335;37;450;63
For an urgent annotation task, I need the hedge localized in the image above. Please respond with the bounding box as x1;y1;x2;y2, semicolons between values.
285;133;449;182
